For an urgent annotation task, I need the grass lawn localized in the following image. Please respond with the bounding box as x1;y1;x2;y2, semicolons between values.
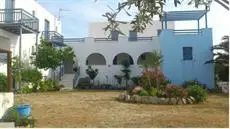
15;90;229;128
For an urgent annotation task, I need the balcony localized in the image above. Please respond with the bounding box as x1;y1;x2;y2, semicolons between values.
42;31;65;47
0;9;39;34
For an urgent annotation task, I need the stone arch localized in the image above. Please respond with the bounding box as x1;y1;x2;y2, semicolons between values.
113;53;134;65
137;52;153;65
86;53;106;65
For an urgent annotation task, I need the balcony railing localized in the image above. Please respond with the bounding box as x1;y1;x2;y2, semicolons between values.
0;8;39;34
128;37;153;41
173;29;203;35
42;31;64;46
64;38;85;43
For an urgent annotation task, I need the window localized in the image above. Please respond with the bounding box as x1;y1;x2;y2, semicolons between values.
183;47;193;60
44;19;50;39
111;31;118;41
129;31;137;41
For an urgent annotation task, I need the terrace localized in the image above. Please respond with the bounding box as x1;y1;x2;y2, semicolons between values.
0;9;39;34
42;31;65;47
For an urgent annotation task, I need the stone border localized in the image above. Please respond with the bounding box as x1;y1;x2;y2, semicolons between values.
118;92;196;105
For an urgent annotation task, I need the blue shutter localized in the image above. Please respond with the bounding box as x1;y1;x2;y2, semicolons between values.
111;31;118;41
183;47;193;60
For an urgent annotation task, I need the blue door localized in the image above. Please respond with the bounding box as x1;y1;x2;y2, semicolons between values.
182;47;195;81
5;0;14;23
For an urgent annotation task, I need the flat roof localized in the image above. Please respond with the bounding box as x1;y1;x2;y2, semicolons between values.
162;10;207;21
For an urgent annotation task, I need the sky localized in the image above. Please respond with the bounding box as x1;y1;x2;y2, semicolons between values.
37;0;230;45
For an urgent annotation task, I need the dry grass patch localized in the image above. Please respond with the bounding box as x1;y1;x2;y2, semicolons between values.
15;90;229;128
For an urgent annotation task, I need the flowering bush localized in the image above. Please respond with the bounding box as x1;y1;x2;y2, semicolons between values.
165;84;188;98
188;85;208;103
139;69;165;89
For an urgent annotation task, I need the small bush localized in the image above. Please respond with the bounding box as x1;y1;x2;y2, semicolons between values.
183;80;206;89
0;73;7;92
156;89;166;98
139;89;149;96
20;83;33;94
148;87;158;96
77;82;92;89
21;68;42;84
131;76;141;85
188;85;208;103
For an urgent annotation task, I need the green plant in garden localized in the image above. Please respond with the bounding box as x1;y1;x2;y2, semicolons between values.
21;68;42;84
131;76;141;85
121;60;131;87
30;39;75;81
0;73;7;92
188;85;208;103
114;75;122;86
139;88;149;96
141;51;163;71
86;66;99;85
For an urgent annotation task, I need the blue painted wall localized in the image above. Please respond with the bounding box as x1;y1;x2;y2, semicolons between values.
160;28;215;88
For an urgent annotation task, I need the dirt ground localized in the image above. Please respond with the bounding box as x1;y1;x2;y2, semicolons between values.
15;90;229;128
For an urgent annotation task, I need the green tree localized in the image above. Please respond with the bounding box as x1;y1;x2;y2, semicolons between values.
141;50;163;71
96;0;228;35
121;60;131;87
206;36;229;81
30;39;75;81
86;66;99;85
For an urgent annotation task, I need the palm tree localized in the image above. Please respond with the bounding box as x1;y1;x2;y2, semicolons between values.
206;36;229;81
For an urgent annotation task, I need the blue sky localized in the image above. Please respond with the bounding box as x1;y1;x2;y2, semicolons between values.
37;0;230;44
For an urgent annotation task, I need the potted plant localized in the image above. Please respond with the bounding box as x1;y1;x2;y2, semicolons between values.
12;56;31;118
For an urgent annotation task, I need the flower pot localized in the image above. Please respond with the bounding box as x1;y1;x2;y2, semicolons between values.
17;104;31;117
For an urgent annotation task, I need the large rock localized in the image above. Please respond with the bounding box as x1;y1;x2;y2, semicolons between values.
186;98;193;104
118;92;126;100
159;98;167;104
125;95;131;102
132;86;143;95
150;96;158;104
182;98;187;104
141;96;150;104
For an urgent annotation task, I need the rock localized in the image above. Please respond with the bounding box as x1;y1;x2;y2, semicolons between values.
189;96;195;101
177;99;183;105
150;96;158;104
186;98;193;104
136;95;142;103
182;98;187;104
132;86;143;95
125;95;131;102
130;95;138;103
141;96;149;104
160;98;167;104
118;93;126;100
170;98;177;105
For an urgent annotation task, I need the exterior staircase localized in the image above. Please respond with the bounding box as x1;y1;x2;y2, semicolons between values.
59;74;75;90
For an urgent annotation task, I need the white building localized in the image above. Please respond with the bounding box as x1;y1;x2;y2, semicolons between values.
65;10;214;89
65;21;175;87
0;0;63;79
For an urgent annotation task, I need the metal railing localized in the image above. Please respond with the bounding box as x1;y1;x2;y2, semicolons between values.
0;8;39;32
173;29;203;35
42;31;64;44
94;38;118;42
64;38;85;43
73;66;80;88
129;37;153;41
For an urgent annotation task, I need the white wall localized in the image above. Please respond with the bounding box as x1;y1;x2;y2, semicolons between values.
66;37;160;85
88;21;174;37
0;0;62;78
0;92;14;119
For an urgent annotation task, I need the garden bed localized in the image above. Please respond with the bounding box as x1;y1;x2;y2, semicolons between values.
117;92;196;105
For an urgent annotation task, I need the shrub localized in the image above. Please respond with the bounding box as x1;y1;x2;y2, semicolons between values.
165;84;180;98
86;66;98;84
2;106;35;127
77;82;92;89
188;85;208;103
114;75;122;86
149;87;158;96
139;69;166;89
183;80;206;89
21;68;42;84
139;88;149;96
131;76;141;85
156;89;166;98
20;83;33;94
0;73;7;92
